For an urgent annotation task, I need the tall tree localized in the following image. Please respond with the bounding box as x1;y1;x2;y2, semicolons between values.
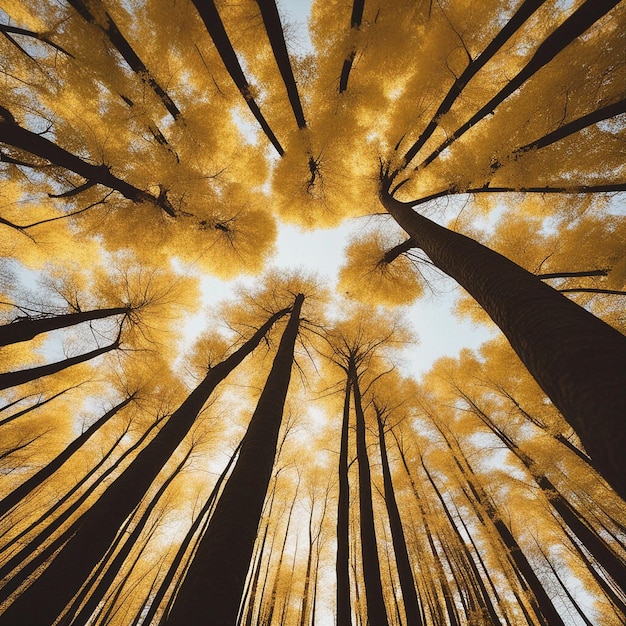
165;293;304;625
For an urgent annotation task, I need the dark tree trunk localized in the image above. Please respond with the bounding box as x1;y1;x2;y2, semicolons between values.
401;0;547;165
537;269;609;279
254;0;306;129
0;394;135;517
0;107;175;215
459;392;626;590
61;448;193;626
338;0;365;93
144;442;242;626
189;0;284;156
0;306;290;626
0;333;122;391
380;191;626;501
336;376;353;626
165;294;304;626
416;0;620;169
66;0;181;120
0;415;165;601
351;368;389;626
375;408;422;625
0;384;82;427
0;306;129;347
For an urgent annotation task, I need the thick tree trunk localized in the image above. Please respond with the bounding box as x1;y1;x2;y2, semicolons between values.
0;334;121;391
0;306;129;347
165;294;304;626
381;191;626;501
336;376;353;626
0;306;290;626
375;408;422;625
352;369;389;626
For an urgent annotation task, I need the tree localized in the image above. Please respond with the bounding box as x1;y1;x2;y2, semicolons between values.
1;0;625;624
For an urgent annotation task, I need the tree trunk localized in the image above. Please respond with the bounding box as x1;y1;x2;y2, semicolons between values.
351;367;389;626
67;0;181;120
0;107;175;215
375;408;422;625
338;0;365;93
380;190;626;500
0;394;134;517
0;306;129;347
165;294;304;626
0;306;290;626
336;376;353;626
0;333;122;391
254;0;306;129
189;0;284;156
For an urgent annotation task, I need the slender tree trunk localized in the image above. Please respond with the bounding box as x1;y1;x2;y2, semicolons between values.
380;190;626;500
336;376;353;626
0;306;129;347
146;442;242;626
66;0;181;120
254;0;306;128
351;367;389;626
0;107;175;215
0;415;165;602
459;392;626;590
61;448;193;625
299;504;315;626
0;394;135;517
401;0;547;164
375;408;422;625
0;333;122;391
165;294;304;626
189;0;284;156
0;306;290;626
338;0;365;93
416;0;620;169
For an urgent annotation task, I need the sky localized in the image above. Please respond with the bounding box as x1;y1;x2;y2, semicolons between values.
183;0;496;382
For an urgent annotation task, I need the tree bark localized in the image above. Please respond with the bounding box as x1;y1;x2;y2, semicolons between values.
380;190;626;501
352;367;389;626
336;376;353;626
0;306;290;626
375;407;422;625
165;294;304;626
0;306;129;347
0;394;134;517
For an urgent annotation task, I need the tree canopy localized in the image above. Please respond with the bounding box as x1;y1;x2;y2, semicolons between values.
0;0;625;625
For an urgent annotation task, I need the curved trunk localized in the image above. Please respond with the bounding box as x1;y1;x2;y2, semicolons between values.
381;191;626;501
0;306;128;347
165;294;303;626
0;307;290;626
352;369;389;626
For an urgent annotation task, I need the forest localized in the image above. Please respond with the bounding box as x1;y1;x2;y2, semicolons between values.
0;0;625;624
